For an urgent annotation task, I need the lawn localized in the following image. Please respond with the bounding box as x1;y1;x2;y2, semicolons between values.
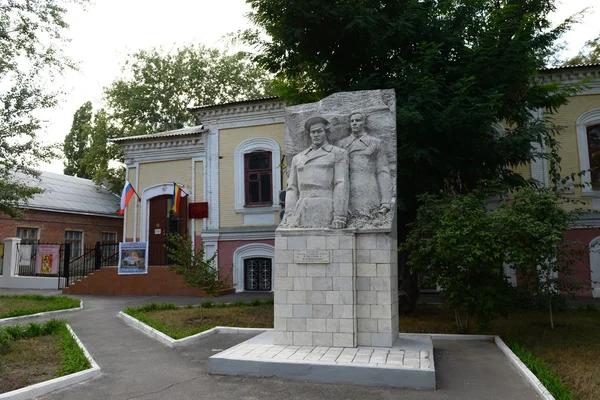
0;319;91;394
0;295;81;319
124;299;274;340
401;304;600;400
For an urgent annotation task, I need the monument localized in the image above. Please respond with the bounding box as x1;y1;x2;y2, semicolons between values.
209;89;435;389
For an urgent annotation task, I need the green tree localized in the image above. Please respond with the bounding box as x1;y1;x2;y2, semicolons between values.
105;45;272;137
245;0;578;310
63;101;93;178
0;0;85;217
564;33;600;66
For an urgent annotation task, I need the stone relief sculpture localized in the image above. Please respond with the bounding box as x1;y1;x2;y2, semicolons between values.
283;116;350;229
336;111;392;216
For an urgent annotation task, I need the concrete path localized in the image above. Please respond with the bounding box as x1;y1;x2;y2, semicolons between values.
1;291;540;400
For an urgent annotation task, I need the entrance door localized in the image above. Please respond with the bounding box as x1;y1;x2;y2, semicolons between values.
148;194;188;265
244;258;272;291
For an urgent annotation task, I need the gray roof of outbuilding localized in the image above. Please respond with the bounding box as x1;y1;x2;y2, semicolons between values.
19;171;122;218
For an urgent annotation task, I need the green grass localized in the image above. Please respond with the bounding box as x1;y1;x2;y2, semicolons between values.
0;295;81;319
401;305;600;400
0;319;90;383
124;299;274;340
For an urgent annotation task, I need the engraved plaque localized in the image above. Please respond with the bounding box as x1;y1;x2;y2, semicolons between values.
294;250;330;264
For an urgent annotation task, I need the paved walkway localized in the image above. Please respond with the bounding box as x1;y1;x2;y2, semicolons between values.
1;291;540;400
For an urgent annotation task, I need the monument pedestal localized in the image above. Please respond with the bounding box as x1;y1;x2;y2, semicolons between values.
273;228;399;348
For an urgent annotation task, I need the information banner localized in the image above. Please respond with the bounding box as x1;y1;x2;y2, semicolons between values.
35;244;60;274
118;242;149;275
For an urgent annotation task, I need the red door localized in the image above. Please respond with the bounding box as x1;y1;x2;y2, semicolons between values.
148;194;189;265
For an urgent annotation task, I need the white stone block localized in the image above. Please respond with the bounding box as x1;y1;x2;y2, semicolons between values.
275;250;294;263
356;304;370;318
333;305;353;319
376;264;391;277
274;331;293;345
313;332;333;347
357;263;377;277
325;291;340;304
370;250;390;263
313;304;333;318
275;277;294;290
293;332;313;346
339;291;353;305
357;250;370;263
288;264;307;277
333;333;354;347
377;290;392;305
325;263;340;277
371;304;392;319
274;291;287;304
274;317;287;331
294;277;312;290
287;290;307;304
306;290;326;304
339;235;353;249
275;237;288;250
306;265;327;277
356;277;370;291
288;236;307;250
371;333;394;347
307;236;328;249
376;235;391;249
357;235;376;249
357;291;377;305
339;263;353;277
333;249;353;263
306;318;327;332
378;318;392;333
274;264;288;277
333;277;352;291
358;318;378;333
326;319;339;333
326;235;340;249
293;304;313;318
392;314;399;332
357;332;371;346
274;304;293;318
313;277;333;290
288;318;307;331
370;277;391;291
339;319;354;333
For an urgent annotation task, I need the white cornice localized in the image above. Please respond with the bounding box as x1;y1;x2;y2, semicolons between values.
537;68;600;95
123;136;205;165
193;99;286;127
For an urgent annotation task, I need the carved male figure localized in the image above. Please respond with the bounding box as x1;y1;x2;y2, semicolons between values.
285;116;349;228
336;111;392;215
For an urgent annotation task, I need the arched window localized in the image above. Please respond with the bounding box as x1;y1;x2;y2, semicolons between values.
576;109;600;196
587;124;600;188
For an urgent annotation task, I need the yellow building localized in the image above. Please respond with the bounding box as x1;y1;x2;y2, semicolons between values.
114;64;600;296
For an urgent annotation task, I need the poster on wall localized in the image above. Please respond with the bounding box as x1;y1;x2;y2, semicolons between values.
35;244;60;274
118;242;149;275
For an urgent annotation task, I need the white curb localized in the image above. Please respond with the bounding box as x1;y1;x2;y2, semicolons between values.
0;300;83;325
0;323;101;400
118;311;269;348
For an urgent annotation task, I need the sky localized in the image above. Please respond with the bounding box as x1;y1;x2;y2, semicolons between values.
39;0;599;174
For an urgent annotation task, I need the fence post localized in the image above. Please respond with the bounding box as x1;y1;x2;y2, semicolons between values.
63;243;71;287
2;237;21;278
95;242;102;270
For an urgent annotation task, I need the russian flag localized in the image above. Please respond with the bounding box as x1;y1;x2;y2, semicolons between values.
119;180;136;215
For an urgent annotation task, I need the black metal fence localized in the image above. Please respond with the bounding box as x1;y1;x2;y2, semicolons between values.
15;242;66;277
59;242;120;289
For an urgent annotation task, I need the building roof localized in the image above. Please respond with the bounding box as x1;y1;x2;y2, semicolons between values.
19;171;121;218
540;63;600;72
110;125;207;143
187;96;280;111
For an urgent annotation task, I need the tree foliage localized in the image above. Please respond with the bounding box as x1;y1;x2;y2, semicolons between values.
166;234;232;296
245;0;578;310
403;184;585;331
0;0;85;216
63;101;92;178
564;33;600;66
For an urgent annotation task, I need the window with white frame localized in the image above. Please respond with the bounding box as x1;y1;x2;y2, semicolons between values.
102;232;118;243
16;227;39;244
234;138;281;220
576;109;600;195
64;231;83;258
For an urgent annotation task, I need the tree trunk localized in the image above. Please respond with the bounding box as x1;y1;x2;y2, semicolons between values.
549;301;554;330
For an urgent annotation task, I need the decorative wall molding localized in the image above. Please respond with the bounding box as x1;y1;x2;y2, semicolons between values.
192;99;286;127
123;137;205;165
232;243;275;293
576;109;600;197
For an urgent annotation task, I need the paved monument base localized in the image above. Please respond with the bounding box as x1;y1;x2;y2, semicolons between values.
208;330;436;389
